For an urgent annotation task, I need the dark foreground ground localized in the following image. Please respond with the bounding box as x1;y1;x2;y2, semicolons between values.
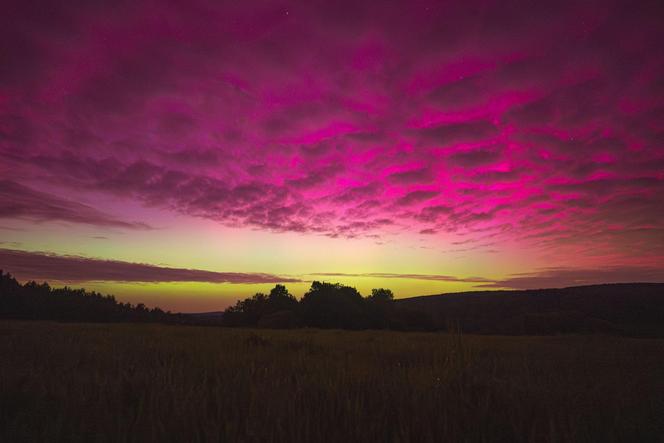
1;321;663;442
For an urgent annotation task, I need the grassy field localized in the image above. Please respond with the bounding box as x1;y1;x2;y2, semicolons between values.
1;321;663;442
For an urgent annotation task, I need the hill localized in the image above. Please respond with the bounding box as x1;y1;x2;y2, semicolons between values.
397;283;664;336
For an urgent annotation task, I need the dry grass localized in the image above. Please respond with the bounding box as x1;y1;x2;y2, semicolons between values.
1;321;663;442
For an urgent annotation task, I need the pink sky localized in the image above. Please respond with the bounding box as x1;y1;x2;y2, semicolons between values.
1;0;663;311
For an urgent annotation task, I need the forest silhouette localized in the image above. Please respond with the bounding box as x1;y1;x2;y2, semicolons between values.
1;270;663;336
0;271;424;329
223;282;426;330
0;270;173;323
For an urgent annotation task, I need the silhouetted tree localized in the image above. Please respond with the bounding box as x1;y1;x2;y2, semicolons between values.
267;284;298;312
366;288;395;329
0;270;174;324
223;284;299;327
224;282;403;329
223;292;269;326
368;288;393;301
300;281;367;329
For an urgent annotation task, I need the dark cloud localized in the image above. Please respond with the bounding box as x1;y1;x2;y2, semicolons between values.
311;272;492;283
0;0;662;263
287;163;344;189
0;180;151;230
333;183;380;204
0;248;301;284
448;148;502;168
387;168;434;185
396;190;439;206
427;76;491;111
415;121;499;147
416;205;453;223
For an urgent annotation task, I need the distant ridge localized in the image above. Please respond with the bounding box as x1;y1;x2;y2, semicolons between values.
3;268;663;336
181;311;225;317
397;283;664;336
403;282;664;301
175;311;225;326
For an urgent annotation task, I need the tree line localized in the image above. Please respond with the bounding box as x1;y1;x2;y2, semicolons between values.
222;281;430;330
0;271;428;329
0;270;176;323
6;269;658;335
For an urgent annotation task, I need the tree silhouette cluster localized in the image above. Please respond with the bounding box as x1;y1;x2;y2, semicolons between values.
223;281;429;330
3;269;662;335
0;270;174;323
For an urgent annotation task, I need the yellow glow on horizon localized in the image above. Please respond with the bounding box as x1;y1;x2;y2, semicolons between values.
2;214;553;312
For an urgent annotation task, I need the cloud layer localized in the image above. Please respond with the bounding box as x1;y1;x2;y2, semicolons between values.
0;180;150;229
314;268;664;290
0;248;301;284
312;272;491;283
0;248;664;289
2;248;661;290
1;0;663;266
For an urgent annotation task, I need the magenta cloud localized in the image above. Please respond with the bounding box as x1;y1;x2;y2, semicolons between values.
0;180;150;229
1;0;663;265
0;248;301;284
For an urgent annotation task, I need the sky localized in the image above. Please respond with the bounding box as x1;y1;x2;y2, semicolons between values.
1;0;663;312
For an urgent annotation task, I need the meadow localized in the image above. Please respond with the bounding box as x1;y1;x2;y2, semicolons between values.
1;321;663;442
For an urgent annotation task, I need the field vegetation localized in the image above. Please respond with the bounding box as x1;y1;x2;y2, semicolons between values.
1;321;663;442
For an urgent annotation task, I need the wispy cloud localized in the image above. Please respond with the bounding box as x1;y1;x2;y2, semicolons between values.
0;248;301;284
313;267;664;290
0;181;151;230
2;248;662;291
478;266;664;289
311;272;492;283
